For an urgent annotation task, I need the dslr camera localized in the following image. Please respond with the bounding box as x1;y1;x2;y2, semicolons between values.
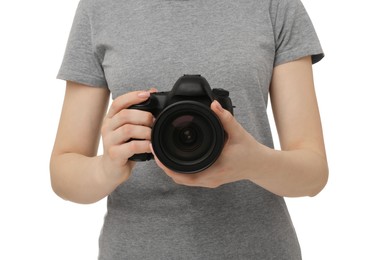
128;75;234;173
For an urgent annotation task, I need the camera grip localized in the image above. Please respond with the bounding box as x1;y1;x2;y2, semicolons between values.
129;152;154;161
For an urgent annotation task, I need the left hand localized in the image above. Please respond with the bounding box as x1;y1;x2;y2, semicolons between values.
151;100;264;188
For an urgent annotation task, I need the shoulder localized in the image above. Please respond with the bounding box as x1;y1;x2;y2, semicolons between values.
269;0;307;23
75;0;111;14
74;0;118;26
269;0;305;12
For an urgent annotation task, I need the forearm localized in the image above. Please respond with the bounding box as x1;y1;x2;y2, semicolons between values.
248;143;328;197
50;153;124;204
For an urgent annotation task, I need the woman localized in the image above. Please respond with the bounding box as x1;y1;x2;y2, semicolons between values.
51;0;328;258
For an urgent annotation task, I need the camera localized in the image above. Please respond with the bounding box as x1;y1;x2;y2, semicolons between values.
128;75;234;173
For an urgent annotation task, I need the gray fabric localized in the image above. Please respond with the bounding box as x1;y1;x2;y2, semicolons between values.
58;0;323;259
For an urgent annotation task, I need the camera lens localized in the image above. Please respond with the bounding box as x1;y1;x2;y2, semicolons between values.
152;101;225;173
179;127;197;145
164;113;212;162
175;119;200;149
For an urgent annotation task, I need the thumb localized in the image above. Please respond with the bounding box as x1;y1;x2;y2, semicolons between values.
211;100;240;138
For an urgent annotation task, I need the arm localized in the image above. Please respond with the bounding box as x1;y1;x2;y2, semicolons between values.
50;81;154;204
254;56;328;197
152;56;328;197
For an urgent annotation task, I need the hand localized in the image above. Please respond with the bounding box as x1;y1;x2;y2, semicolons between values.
100;89;156;183
151;100;265;188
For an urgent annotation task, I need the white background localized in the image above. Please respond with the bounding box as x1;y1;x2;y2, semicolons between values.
0;0;381;259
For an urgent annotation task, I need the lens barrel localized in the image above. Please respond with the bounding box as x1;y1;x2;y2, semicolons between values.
151;101;225;173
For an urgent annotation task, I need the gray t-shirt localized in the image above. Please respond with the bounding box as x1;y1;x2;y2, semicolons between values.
58;0;323;259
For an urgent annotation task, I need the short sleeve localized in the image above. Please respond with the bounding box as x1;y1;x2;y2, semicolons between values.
272;0;324;67
57;0;108;87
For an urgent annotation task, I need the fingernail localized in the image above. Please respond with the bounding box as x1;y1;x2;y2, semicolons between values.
137;91;150;98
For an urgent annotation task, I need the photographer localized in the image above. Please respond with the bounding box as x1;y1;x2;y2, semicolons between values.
50;0;328;259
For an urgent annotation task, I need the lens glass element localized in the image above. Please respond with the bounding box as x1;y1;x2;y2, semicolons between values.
162;113;214;162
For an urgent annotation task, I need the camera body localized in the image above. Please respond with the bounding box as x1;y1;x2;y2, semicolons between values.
129;75;234;173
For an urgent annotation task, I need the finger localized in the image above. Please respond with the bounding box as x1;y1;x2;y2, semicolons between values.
111;124;152;145
107;109;154;131
108;140;152;162
106;91;151;119
211;100;241;139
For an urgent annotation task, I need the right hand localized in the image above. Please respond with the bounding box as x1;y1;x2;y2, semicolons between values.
100;89;156;184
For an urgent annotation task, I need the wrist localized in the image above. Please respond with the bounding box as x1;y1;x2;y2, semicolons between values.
96;156;130;189
244;139;276;183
